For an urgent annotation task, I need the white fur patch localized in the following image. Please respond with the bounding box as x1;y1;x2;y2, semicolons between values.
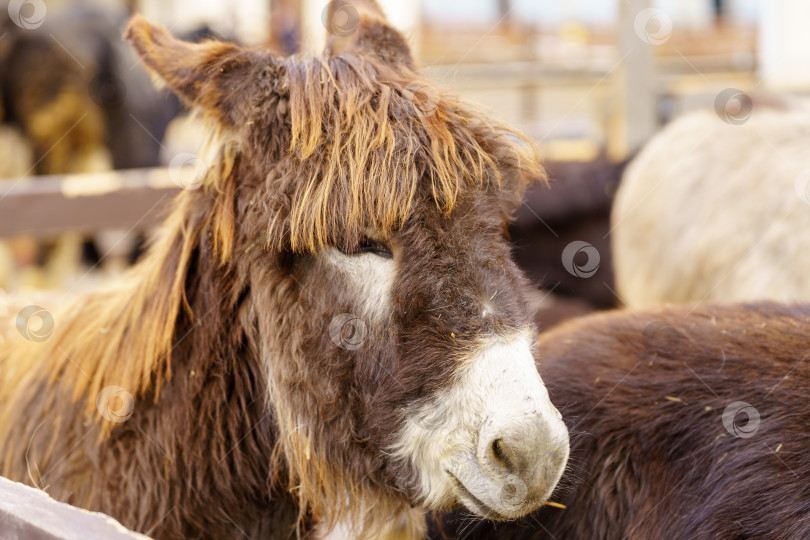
323;247;395;321
390;330;569;518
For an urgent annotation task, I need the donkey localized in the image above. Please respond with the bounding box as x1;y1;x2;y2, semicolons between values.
0;2;568;539
433;301;810;539
612;106;810;309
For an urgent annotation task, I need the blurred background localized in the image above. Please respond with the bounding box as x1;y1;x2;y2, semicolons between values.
0;0;801;325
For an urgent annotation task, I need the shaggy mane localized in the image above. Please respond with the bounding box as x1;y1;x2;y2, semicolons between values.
263;52;545;252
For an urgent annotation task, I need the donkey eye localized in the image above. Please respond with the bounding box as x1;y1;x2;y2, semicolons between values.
342;237;393;259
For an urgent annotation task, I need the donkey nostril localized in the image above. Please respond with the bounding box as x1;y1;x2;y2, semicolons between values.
489;437;517;472
491;438;505;461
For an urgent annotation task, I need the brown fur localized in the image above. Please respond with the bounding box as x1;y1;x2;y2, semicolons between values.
0;3;545;538
433;302;810;539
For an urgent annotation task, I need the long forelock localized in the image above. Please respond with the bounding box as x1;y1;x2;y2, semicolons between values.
263;52;545;253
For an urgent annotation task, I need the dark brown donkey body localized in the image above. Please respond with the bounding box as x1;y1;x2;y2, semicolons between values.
0;2;569;539
433;302;810;539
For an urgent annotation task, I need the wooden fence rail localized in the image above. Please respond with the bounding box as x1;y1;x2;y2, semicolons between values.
0;169;181;238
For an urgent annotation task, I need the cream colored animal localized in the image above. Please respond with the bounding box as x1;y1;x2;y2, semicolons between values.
613;107;810;308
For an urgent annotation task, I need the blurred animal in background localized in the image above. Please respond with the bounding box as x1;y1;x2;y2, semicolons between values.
0;4;218;291
0;9;109;175
510;154;626;330
613;105;810;308
0;6;125;290
0;3;570;539
0;4;193;173
51;7;223;170
434;302;810;539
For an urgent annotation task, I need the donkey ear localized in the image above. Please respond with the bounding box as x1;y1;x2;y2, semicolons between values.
324;0;414;68
125;15;258;126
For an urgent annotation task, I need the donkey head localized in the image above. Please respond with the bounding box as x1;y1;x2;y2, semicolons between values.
127;1;568;535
